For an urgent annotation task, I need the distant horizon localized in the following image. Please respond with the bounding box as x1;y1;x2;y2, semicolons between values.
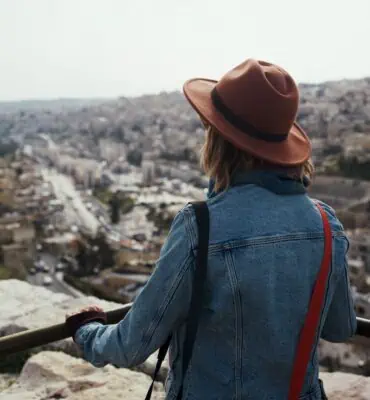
1;73;369;104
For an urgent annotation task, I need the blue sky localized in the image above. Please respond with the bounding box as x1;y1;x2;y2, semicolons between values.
0;0;369;100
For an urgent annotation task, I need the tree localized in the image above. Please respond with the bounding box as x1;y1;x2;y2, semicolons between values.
110;126;125;142
131;123;143;134
110;193;121;224
0;140;18;157
127;149;143;167
75;241;88;276
90;232;115;269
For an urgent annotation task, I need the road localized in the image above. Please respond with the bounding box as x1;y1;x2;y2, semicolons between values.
38;134;132;242
42;168;100;235
38;134;101;236
27;252;83;298
37;134;138;245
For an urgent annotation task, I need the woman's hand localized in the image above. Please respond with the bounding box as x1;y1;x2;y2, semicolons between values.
66;305;104;320
65;305;107;340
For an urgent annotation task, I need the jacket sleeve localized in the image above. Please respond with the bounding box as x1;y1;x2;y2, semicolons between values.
74;207;195;367
320;239;357;342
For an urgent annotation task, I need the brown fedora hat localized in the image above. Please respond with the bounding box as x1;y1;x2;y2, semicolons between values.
183;59;311;166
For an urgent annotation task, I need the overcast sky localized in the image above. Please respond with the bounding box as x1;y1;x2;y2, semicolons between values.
0;0;369;101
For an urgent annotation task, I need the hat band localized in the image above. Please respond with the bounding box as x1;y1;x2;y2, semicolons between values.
211;88;289;143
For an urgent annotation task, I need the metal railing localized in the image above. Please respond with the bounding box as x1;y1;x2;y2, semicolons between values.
0;305;369;358
0;304;132;357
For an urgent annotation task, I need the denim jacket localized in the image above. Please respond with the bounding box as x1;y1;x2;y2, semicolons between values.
75;170;357;399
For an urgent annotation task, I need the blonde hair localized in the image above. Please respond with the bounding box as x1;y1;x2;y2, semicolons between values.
200;125;314;193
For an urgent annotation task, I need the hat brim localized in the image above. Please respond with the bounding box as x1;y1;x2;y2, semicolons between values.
183;78;311;166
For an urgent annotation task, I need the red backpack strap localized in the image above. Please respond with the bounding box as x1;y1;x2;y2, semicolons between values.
288;202;332;399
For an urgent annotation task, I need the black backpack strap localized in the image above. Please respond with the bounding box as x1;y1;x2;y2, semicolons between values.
145;335;171;400
177;201;209;399
145;201;209;400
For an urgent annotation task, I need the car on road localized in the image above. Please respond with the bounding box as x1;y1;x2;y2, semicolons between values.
42;276;52;286
42;265;50;273
34;260;43;272
55;262;65;272
29;267;36;275
35;260;50;273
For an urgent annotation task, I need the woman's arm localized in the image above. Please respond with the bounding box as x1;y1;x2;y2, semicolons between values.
73;207;195;368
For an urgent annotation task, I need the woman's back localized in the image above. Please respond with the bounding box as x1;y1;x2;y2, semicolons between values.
69;59;357;400
166;173;356;399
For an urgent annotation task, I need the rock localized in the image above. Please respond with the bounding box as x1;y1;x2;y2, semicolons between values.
0;280;169;380
317;339;368;375
0;351;165;399
321;371;370;399
1;353;370;399
134;351;168;383
1;280;370;399
0;280;121;356
0;375;16;392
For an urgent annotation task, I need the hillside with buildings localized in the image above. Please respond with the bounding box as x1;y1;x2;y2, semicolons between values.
1;76;370;183
1;76;370;397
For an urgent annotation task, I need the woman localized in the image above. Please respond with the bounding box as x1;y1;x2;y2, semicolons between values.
66;59;357;399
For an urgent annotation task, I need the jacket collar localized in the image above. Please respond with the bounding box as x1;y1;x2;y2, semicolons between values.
207;169;308;199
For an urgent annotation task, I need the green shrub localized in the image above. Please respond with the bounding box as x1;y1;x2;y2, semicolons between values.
0;266;26;281
93;189;135;214
93;188;111;204
146;207;173;234
338;155;370;181
0;266;13;280
120;196;135;214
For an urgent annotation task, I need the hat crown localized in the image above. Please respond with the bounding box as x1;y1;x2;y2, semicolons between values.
182;57;311;166
215;59;299;135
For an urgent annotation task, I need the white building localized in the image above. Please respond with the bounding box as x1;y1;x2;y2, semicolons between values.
99;139;126;162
